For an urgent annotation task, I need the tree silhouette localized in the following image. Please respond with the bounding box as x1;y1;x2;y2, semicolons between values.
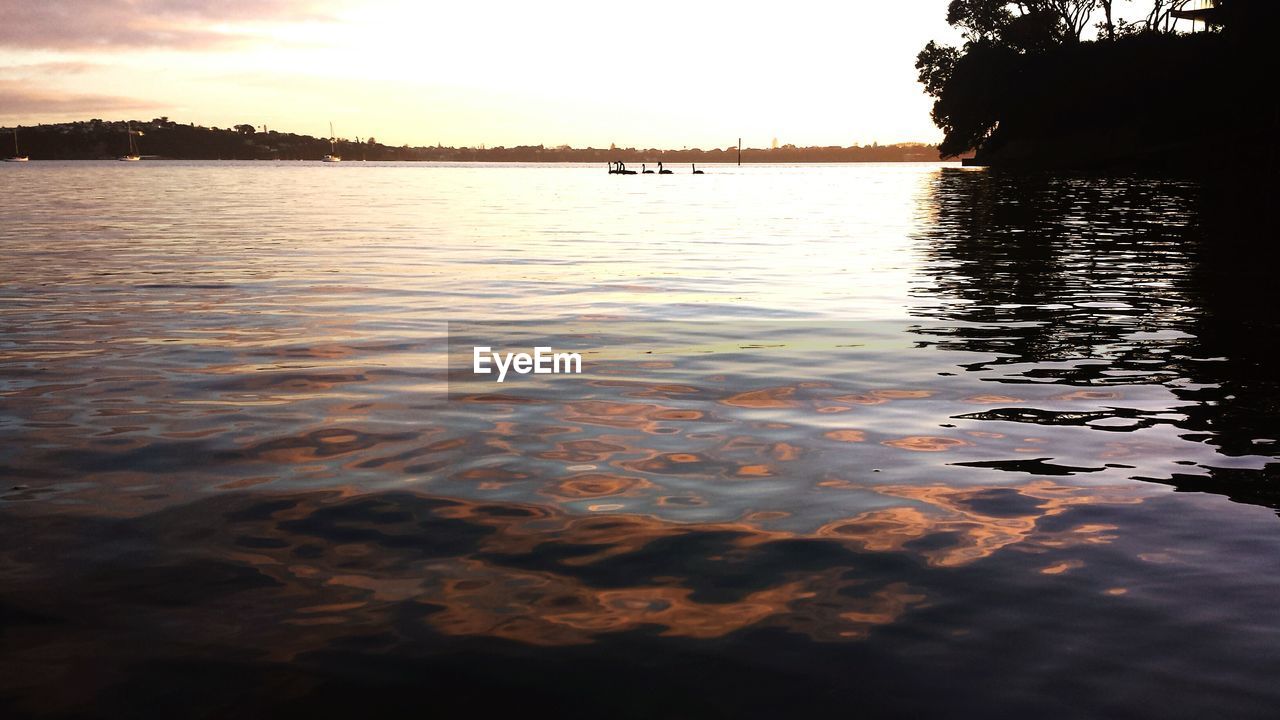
916;0;1270;162
1045;0;1098;41
1147;0;1194;32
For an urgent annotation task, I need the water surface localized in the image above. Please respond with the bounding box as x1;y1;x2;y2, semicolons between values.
2;162;1278;718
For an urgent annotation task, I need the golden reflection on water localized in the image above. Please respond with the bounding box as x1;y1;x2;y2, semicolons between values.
36;478;1142;651
816;481;1135;567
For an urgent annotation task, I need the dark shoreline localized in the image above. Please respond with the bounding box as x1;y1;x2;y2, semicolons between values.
4;119;945;163
2;158;956;164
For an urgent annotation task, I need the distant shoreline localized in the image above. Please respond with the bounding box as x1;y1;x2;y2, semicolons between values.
5;119;949;163
2;158;959;164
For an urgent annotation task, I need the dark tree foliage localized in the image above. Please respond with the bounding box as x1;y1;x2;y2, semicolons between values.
917;0;1278;167
946;0;1017;42
915;41;961;99
945;0;1092;45
919;43;1018;158
920;1;1087;157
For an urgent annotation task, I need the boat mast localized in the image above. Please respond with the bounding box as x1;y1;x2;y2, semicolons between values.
12;127;18;156
329;121;336;155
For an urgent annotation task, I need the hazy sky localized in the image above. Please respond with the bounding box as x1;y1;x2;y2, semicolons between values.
0;1;965;148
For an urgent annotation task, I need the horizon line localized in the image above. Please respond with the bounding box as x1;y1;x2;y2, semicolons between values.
7;117;941;153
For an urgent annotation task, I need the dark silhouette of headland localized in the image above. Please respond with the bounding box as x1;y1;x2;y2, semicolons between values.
918;0;1279;171
0;119;941;163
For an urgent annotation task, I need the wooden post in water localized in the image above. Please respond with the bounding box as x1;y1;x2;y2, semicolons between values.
737;138;741;166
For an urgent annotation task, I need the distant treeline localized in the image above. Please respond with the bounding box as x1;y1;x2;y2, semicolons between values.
4;119;943;163
917;0;1280;169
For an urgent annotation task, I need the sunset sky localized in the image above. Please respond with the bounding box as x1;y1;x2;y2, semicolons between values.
0;1;972;148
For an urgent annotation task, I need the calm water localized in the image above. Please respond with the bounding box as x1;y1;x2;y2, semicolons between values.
2;162;1279;718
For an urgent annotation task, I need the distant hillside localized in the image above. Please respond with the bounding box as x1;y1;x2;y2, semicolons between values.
4;119;943;163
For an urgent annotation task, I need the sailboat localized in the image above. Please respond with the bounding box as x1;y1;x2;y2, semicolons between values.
118;122;141;161
5;127;28;162
322;122;342;162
